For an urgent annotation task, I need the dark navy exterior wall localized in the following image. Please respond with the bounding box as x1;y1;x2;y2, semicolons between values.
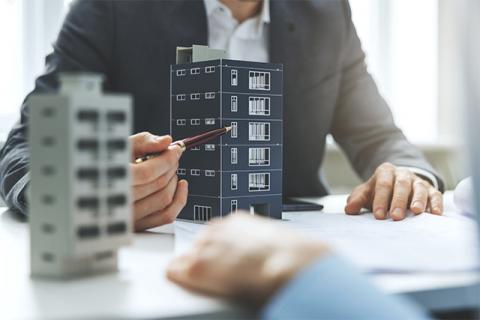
172;58;283;222
171;60;221;95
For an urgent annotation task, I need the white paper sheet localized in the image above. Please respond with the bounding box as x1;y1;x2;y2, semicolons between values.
174;211;479;273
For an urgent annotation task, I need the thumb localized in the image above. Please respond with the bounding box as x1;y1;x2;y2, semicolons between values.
344;182;372;215
130;132;172;158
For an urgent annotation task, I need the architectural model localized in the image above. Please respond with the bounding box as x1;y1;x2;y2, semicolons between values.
171;45;283;222
28;73;132;278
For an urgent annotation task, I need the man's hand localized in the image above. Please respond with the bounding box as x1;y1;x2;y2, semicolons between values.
130;132;188;231
345;163;443;221
167;214;328;307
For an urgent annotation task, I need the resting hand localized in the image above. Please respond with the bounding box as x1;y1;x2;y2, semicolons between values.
345;163;443;221
167;214;328;307
130;132;188;231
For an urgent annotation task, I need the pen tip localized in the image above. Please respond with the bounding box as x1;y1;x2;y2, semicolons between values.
225;126;232;132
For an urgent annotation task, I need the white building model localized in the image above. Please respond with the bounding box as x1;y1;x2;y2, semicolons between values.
28;73;132;278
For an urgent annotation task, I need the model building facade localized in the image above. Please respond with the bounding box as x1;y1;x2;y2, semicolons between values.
28;73;132;278
171;46;283;221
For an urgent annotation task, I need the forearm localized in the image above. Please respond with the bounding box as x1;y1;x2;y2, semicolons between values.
0;138;29;214
263;255;429;320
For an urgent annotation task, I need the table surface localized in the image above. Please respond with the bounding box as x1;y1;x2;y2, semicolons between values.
1;193;478;319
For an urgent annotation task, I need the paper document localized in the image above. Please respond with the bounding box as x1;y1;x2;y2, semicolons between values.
174;211;479;273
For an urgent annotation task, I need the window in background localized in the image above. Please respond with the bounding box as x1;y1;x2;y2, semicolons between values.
0;0;24;140
0;0;65;141
349;0;439;143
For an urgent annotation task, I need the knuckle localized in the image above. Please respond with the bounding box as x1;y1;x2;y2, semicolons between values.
163;213;176;225
155;175;168;189
395;178;411;188
432;190;442;198
380;162;394;171
414;179;429;188
376;180;393;190
391;196;407;206
160;190;175;206
137;131;150;141
135;166;150;184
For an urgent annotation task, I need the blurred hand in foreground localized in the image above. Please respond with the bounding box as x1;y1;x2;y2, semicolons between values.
166;214;329;307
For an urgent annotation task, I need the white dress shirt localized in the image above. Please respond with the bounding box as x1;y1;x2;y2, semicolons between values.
203;0;270;62
202;0;439;190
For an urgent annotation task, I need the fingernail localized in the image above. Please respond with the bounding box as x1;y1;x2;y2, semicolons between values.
374;208;385;219
391;208;404;220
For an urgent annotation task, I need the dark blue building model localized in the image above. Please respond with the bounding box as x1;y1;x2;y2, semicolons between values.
171;45;283;222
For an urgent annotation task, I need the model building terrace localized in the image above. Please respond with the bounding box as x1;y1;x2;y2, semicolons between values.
171;47;283;222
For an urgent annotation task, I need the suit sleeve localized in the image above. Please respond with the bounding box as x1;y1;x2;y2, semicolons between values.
0;0;115;215
330;2;444;192
262;255;430;320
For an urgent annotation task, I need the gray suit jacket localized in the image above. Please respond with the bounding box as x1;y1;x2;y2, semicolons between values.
0;0;443;214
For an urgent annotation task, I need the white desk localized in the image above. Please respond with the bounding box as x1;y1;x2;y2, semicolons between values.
1;193;478;319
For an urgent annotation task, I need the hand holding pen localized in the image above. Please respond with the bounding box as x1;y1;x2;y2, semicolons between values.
129;127;231;231
134;126;231;163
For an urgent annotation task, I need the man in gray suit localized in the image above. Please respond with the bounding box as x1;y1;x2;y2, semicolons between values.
0;0;444;230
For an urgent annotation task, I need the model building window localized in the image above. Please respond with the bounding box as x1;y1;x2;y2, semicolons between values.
205;66;215;73
205;170;215;177
231;174;238;190
231;96;238;112
249;147;270;166
205;144;215;151
194;205;212;222
231;69;238;86
190;67;201;75
176;119;186;126
249;97;271;115
248;122;270;141
177;168;186;175
190;93;201;100
205;118;215;125
205;92;216;99
248;173;270;192
231;122;238;138
191;169;201;176
176;69;186;76
176;94;186;101
190;119;201;125
231;200;238;213
231;147;238;164
249;71;271;90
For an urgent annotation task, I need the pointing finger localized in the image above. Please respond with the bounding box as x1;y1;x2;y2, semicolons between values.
372;166;395;220
410;179;429;214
